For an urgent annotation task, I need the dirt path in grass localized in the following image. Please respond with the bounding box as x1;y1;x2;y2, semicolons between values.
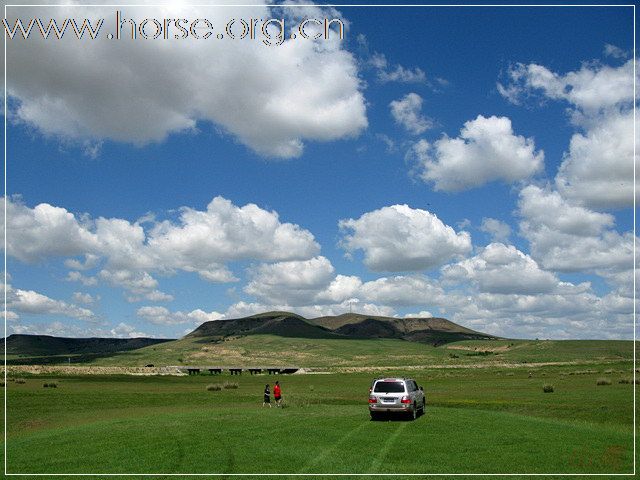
3;358;631;376
333;359;632;373
5;365;187;376
297;421;369;473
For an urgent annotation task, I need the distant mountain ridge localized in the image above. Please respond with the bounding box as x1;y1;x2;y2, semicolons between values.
188;311;496;345
186;311;339;340
5;312;496;361
4;334;173;357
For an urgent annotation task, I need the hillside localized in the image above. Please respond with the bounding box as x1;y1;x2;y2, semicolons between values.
311;313;492;345
79;337;634;368
77;311;503;366
4;316;634;369
3;334;172;360
188;311;496;346
5;311;502;366
187;311;339;340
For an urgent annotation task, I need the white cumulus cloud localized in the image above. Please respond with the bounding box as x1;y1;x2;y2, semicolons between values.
442;243;564;295
2;197;97;263
499;58;635;209
518;185;633;272
358;275;444;306
4;282;96;321
369;52;427;84
389;93;432;134
410;115;544;191
480;218;512;243
5;2;367;158
72;292;98;305
339;204;471;272
243;254;447;310
3;195;320;300
245;256;336;305
555;110;636;208
136;306;223;326
498;59;634;114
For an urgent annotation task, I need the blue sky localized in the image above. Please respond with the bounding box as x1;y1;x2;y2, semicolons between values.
3;2;635;340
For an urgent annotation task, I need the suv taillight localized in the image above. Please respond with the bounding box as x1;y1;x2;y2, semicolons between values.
400;396;411;404
368;396;377;403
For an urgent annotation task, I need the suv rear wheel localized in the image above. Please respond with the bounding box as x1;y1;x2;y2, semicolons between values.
408;403;417;421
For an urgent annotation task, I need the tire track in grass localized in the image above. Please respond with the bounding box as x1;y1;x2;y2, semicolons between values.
297;421;369;473
164;425;186;472
367;422;407;473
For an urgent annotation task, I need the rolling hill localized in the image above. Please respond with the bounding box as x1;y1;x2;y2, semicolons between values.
187;311;339;340
4;311;499;366
4;334;173;356
3;334;172;362
310;313;493;345
189;311;496;344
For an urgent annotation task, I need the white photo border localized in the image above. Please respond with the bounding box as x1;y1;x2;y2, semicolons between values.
2;2;636;476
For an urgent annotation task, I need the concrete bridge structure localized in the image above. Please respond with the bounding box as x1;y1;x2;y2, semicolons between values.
170;366;299;375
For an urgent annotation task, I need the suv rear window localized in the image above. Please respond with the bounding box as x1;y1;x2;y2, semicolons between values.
373;381;405;393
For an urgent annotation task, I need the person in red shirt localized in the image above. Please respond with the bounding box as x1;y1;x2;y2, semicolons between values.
273;381;282;407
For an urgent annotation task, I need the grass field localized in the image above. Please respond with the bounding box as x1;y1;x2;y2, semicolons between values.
3;357;636;477
12;336;632;369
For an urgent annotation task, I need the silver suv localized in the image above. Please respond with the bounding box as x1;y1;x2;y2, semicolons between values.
368;377;425;420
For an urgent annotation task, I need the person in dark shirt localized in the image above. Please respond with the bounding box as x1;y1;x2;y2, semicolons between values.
263;384;271;407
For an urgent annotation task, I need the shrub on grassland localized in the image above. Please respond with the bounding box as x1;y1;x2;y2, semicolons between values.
542;384;554;393
596;378;612;386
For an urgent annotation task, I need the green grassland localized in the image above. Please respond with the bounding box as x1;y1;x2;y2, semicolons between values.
3;358;636;477
3;336;636;477
26;336;633;369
